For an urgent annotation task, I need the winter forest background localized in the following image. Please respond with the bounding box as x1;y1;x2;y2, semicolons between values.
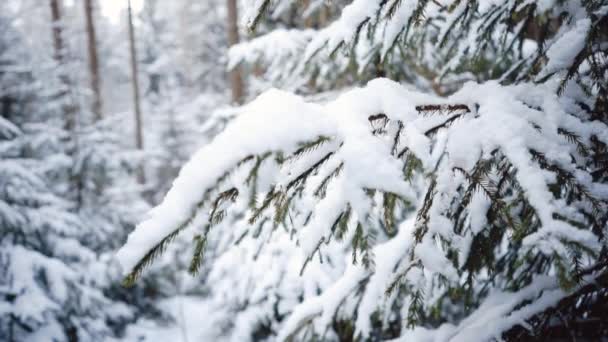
1;0;607;341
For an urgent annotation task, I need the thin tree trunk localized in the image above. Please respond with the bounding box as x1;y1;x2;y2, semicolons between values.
49;0;75;131
302;0;313;28
49;0;83;207
84;0;102;121
226;0;244;104
128;0;145;184
49;0;64;62
319;3;329;27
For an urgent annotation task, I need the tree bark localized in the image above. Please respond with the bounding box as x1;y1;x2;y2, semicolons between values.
302;0;313;28
49;0;83;207
84;0;103;121
128;0;145;184
226;0;244;104
49;0;64;62
49;0;76;132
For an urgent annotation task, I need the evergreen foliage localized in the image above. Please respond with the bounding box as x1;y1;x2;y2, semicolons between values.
1;0;237;340
121;0;608;340
0;15;136;340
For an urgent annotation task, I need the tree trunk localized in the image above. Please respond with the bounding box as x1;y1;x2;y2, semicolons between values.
302;0;313;28
127;0;145;184
49;0;64;62
84;0;102;121
49;0;76;133
319;3;329;27
226;0;244;104
49;0;83;207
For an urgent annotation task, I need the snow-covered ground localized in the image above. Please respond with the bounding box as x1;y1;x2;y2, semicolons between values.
126;296;217;342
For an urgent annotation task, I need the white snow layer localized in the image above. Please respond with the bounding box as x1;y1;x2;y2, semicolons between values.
116;74;608;341
119;77;607;274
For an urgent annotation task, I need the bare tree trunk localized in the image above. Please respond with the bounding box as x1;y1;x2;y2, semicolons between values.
319;3;329;27
49;0;64;62
49;0;83;207
226;0;244;104
302;0;313;28
50;0;77;136
128;0;145;184
84;0;102;121
50;0;76;131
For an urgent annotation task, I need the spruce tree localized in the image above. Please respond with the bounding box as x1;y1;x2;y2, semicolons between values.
0;14;136;341
120;0;608;340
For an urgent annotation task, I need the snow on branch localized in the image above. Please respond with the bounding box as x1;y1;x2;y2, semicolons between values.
118;78;608;297
115;0;608;339
228;28;316;88
240;0;607;98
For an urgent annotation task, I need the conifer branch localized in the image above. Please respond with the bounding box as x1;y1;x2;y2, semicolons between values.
189;232;209;275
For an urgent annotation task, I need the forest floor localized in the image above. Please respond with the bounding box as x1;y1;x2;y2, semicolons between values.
126;296;215;341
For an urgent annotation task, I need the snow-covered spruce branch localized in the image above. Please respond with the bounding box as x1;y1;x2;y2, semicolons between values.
244;0;432;60
115;0;607;339
119;77;607;333
239;0;607;97
228;29;318;90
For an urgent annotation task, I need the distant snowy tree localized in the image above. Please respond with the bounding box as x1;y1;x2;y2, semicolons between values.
0;0;248;340
137;0;231;203
230;1;356;94
120;0;608;341
0;14;136;340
